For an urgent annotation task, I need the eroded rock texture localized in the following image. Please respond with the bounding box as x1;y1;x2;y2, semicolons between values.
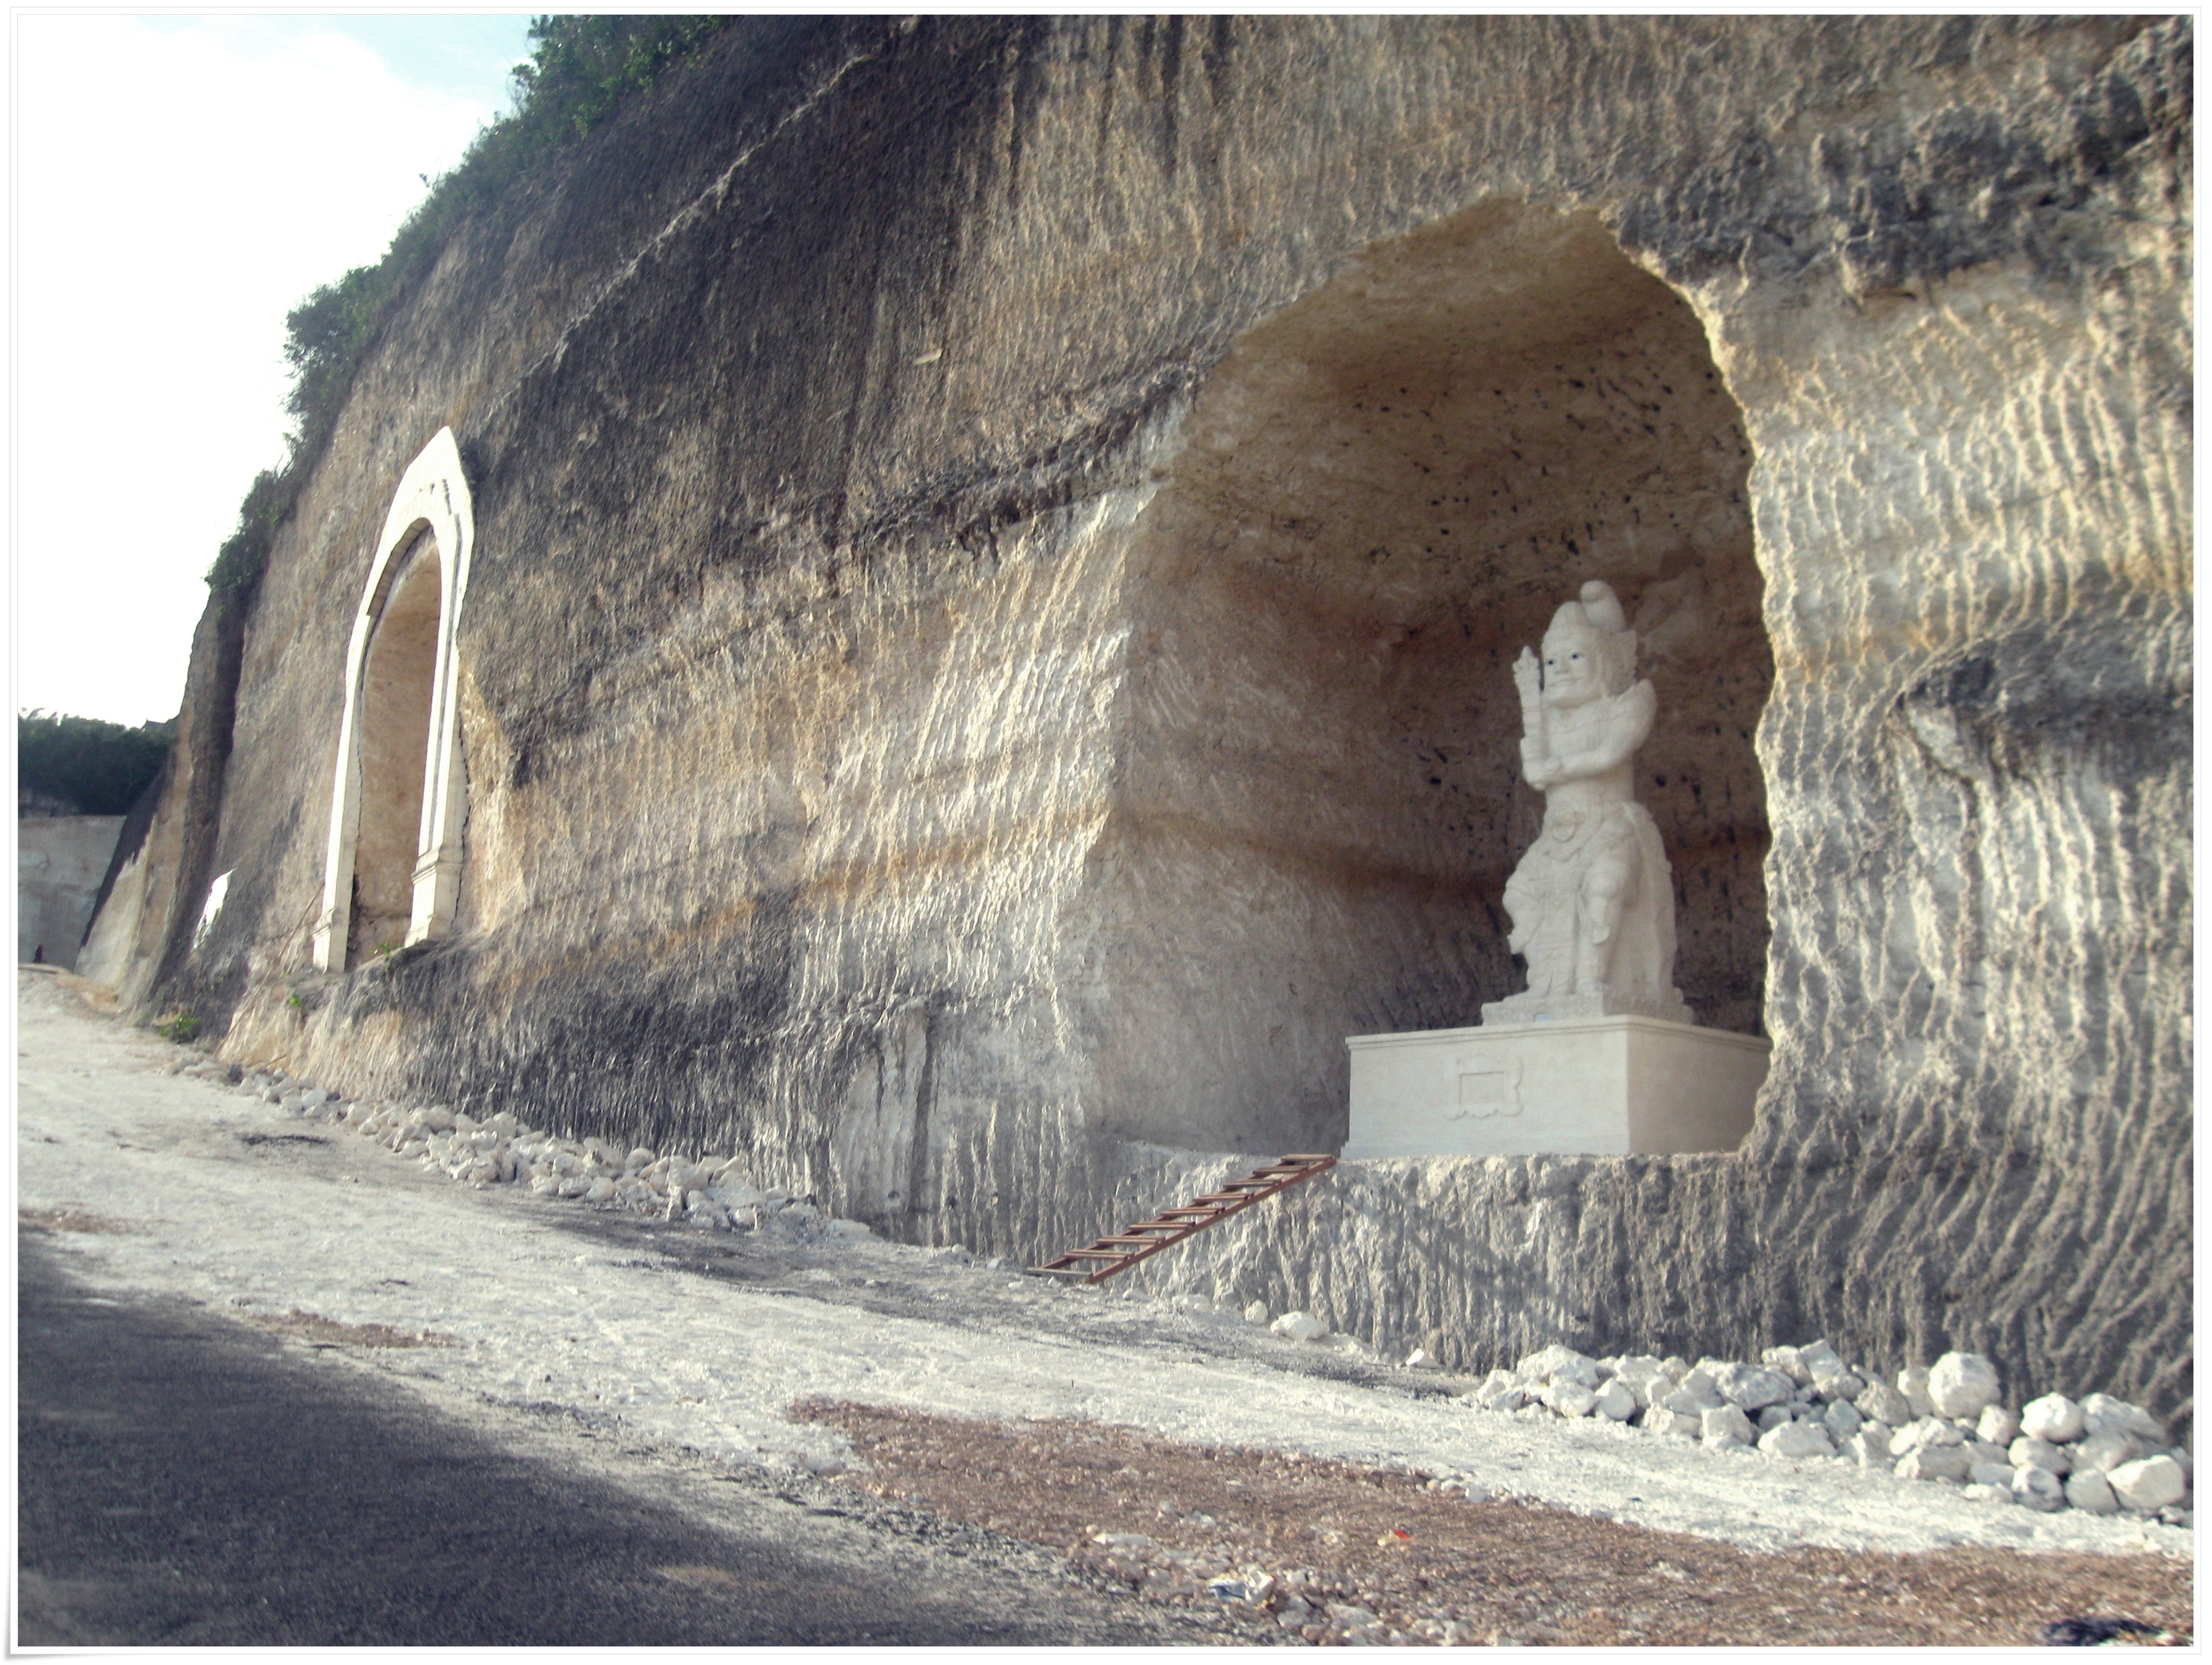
111;19;2189;1426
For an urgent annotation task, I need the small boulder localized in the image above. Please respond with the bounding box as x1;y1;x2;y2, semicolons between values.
584;1178;615;1204
1896;1366;1937;1420
1516;1345;1601;1389
2020;1392;2086;1444
1759;1420;1834;1459
1640;1403;1697;1436
1823;1400;1864;1441
1667;1373;1723;1413
1898;1417;1965;1451
2064;1468;2120;1514
1962;1482;2015;1506
1927;1353;2002;1419
1968;1461;2017;1487
1611;1356;1667;1408
1977;1405;2021;1447
2080;1394;2165;1443
2009;1436;2071;1476
1701;1404;1755;1448
2107;1455;2187;1513
1242;1300;1269;1325
1797;1338;1843;1378
1855;1380;1914;1426
1894;1445;1971;1483
1592;1379;1637;1422
1967;1439;2012;1470
1476;1379;1530;1414
2073;1429;2145;1474
1271;1311;1329;1342
2011;1465;2067;1512
1715;1362;1794;1412
1544;1380;1598;1418
1845;1430;1892;1468
824;1218;872;1240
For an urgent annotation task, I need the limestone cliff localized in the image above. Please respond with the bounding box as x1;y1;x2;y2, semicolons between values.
109;19;2190;1426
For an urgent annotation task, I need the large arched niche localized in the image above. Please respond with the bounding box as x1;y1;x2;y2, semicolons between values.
1096;199;1771;1153
313;428;475;972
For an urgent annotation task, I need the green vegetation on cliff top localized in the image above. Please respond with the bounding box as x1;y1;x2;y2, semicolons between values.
207;15;735;598
19;711;175;816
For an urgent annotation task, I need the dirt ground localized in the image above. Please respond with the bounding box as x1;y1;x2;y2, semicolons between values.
799;1402;2194;1647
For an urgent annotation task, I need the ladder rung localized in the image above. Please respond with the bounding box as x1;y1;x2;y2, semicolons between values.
1028;1154;1337;1286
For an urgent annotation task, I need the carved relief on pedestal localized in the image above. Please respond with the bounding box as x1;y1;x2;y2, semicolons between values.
1483;580;1692;1026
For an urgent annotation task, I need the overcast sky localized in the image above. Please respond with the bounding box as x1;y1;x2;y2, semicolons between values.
13;11;537;727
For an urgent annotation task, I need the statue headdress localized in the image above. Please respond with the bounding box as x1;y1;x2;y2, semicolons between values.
1543;579;1638;695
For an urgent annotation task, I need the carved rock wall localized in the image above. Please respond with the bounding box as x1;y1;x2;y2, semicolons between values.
118;19;2189;1426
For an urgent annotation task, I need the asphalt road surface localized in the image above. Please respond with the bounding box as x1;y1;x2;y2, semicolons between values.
17;1230;1213;1647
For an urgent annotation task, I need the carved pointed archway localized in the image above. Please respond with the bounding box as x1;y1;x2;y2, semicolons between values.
312;428;474;970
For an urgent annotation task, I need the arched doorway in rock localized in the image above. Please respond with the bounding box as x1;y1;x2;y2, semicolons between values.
1098;200;1773;1153
313;428;475;972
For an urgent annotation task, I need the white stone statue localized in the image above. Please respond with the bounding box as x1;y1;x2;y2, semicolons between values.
1483;580;1693;1026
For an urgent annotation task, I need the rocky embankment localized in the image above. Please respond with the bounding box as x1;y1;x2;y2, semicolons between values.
180;1047;2193;1543
183;1056;866;1242
1462;1340;2191;1525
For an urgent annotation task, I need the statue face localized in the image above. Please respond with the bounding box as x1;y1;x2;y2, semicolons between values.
1542;626;1601;707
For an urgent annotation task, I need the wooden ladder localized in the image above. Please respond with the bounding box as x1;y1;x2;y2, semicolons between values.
1027;1154;1338;1285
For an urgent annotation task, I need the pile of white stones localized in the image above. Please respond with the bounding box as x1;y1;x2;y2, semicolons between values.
199;1060;868;1242
1470;1340;2191;1524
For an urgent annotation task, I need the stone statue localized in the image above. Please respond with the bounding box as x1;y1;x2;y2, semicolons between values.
1483;580;1693;1026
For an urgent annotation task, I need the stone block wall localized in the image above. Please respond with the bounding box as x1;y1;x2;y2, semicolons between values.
17;816;125;969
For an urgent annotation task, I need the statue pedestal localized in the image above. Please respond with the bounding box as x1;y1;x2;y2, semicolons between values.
1342;1016;1768;1159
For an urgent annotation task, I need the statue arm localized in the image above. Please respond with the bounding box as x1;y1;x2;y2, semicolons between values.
1512;648;1550;782
1546;681;1657;780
